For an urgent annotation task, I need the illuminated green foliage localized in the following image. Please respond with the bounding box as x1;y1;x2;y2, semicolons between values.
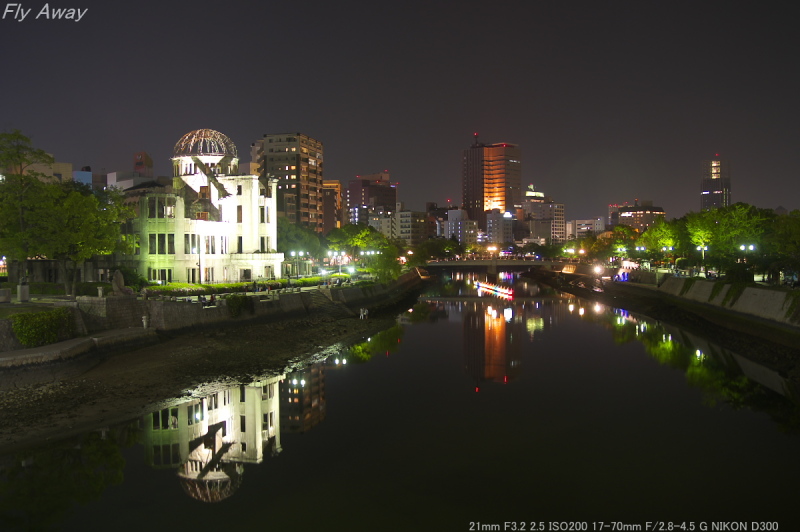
9;307;73;347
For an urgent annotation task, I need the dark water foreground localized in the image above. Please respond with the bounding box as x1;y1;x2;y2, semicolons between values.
1;277;799;531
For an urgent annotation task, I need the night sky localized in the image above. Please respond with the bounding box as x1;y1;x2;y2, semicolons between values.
2;0;798;220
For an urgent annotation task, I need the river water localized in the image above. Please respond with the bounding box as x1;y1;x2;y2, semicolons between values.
2;273;799;531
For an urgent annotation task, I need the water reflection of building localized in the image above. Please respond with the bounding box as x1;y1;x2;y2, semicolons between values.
463;302;522;387
281;363;326;433
141;374;283;502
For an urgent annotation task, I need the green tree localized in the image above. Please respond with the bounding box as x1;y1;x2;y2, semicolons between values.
0;130;55;281
409;237;463;266
772;210;800;273
36;182;132;295
276;216;322;257
324;223;379;258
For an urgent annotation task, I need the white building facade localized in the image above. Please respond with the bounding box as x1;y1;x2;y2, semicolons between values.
120;129;284;284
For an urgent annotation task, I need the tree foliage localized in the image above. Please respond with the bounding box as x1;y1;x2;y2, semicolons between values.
276;216;322;257
0;131;131;294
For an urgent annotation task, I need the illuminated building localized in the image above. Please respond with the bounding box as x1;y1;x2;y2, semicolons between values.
701;156;731;210
322;179;344;234
485;209;514;245
441;208;478;247
397;209;429;247
524;188;566;243
346;171;397;224
462;134;521;229
609;200;665;233
119;129;283;283
566;218;605;239
250;133;324;233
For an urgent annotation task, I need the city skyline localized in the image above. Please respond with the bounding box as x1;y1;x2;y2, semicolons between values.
2;1;798;221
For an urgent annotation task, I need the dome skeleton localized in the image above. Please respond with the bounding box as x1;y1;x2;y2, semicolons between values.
173;129;238;158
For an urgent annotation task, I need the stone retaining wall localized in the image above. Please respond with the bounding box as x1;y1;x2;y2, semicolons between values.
659;277;800;328
0;270;426;351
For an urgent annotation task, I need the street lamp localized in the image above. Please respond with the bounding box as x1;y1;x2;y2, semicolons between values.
661;246;674;273
739;244;755;264
290;251;305;279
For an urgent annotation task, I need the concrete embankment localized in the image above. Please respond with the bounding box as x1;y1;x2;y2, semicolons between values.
658;276;800;330
0;268;427;367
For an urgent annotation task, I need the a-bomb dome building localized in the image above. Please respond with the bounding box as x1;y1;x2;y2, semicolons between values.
119;129;283;284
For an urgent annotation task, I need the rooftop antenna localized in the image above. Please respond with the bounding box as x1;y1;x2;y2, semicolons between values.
473;132;479;146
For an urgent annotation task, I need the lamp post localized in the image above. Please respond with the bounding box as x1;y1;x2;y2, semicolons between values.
290;251;305;279
739;244;755;261
661;246;674;272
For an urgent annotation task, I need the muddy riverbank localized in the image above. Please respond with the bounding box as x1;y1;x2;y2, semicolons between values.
0;308;399;455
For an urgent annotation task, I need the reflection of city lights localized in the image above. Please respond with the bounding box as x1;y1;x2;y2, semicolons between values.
475;281;514;300
594;304;603;313
579;307;585;316
503;307;512;322
568;304;575;313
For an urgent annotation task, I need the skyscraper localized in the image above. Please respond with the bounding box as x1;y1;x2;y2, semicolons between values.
462;134;521;229
250;133;324;233
701;155;731;210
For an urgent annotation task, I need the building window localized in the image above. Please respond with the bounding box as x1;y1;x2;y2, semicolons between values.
196;212;209;221
164;197;175;218
240;415;246;433
237;236;243;253
167;234;175;254
237;185;242;195
148;234;156;254
237;205;243;223
199;186;209;199
260;207;265;223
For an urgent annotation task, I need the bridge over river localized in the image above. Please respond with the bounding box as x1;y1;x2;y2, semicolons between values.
424;258;570;273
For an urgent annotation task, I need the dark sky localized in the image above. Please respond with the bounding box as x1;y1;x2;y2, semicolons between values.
2;0;798;220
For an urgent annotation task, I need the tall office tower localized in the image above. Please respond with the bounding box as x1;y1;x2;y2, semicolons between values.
346;171;397;224
701;155;731;211
250;133;324;233
462;134;521;230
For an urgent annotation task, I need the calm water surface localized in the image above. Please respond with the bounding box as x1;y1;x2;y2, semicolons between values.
2;275;799;531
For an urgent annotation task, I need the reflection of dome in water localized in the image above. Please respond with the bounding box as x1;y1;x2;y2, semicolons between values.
178;464;244;503
173;129;238;159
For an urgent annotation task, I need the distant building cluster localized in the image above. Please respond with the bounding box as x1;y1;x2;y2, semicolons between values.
8;127;740;284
